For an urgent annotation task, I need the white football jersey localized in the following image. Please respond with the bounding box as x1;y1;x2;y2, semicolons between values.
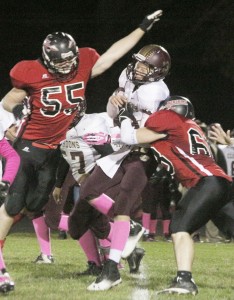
98;112;123;151
218;145;234;178
60;113;116;181
97;69;170;178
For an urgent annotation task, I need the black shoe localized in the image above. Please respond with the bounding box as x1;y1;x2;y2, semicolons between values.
0;271;14;294
164;234;172;242
33;253;54;264
157;276;198;295
142;233;156;242
122;220;145;258
127;247;145;273
87;259;122;291
76;261;103;276
58;230;67;240
129;220;144;236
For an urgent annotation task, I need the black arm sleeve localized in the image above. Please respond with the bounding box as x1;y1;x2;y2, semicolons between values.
55;155;70;188
93;144;114;157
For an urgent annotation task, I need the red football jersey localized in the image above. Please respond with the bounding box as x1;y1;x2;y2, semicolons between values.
10;47;100;145
145;110;232;188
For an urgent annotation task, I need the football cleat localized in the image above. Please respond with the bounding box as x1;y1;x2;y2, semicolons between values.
33;253;54;264
156;276;198;296
126;247;145;273
75;261;103;276
58;230;67;240
163;234;172;242
0;271;14;294
87;259;122;291
142;233;156;242
121;220;145;259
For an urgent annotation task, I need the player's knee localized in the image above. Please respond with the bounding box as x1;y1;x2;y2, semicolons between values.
27;202;45;213
5;195;25;217
68;214;87;240
83;195;97;203
26;195;48;213
29;211;44;220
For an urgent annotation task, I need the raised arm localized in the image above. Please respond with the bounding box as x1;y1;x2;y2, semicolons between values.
91;10;163;78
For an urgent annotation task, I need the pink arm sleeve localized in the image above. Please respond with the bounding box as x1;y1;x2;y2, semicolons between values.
0;138;20;185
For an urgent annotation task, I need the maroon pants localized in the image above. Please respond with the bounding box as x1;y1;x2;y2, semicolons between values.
69;152;155;239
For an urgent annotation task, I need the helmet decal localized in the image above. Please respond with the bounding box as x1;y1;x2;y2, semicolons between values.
158;96;195;119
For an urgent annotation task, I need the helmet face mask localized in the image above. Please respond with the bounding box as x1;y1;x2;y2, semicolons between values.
50;56;77;75
158;96;195;119
127;44;171;85
42;32;79;81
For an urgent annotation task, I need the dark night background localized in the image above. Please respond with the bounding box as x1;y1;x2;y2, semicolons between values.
0;0;233;129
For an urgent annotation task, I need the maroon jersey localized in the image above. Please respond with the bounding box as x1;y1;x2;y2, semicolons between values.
10;48;100;145
145;110;232;188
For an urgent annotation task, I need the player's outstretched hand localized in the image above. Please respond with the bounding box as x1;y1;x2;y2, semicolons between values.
139;10;163;32
209;123;233;146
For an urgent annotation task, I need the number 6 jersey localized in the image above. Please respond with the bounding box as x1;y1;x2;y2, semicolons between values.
145;110;232;188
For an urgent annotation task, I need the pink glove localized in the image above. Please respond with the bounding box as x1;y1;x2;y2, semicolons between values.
82;132;111;145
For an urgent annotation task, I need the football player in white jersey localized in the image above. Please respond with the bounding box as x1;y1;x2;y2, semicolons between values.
72;44;171;291
0;104;20;293
0;103;20;205
60;112;114;183
207;123;234;240
33;107;145;274
32;107;116;265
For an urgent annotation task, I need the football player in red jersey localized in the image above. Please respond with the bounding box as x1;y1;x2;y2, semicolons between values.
0;10;164;293
118;95;232;295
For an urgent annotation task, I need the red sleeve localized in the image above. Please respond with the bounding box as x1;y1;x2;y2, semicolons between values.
10;60;34;89
86;47;100;65
79;47;100;69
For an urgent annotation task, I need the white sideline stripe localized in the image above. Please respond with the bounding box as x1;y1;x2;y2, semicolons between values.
176;146;213;176
130;256;150;300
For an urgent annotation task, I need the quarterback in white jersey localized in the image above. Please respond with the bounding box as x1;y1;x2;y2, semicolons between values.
95;44;170;178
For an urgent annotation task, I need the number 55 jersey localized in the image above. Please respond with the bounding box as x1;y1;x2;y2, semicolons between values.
10;48;99;145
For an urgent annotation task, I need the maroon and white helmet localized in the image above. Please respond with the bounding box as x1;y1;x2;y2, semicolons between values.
42;32;79;81
127;44;171;84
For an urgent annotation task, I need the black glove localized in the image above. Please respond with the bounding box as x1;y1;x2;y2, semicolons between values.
0;180;10;205
149;164;170;184
139;10;163;32
117;103;135;124
12;104;24;120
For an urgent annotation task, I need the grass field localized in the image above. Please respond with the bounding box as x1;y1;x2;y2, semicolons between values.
2;232;234;299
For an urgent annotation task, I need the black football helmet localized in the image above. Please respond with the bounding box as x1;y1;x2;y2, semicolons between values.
158;96;195;119
42;32;79;81
126;44;171;85
69;98;87;129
